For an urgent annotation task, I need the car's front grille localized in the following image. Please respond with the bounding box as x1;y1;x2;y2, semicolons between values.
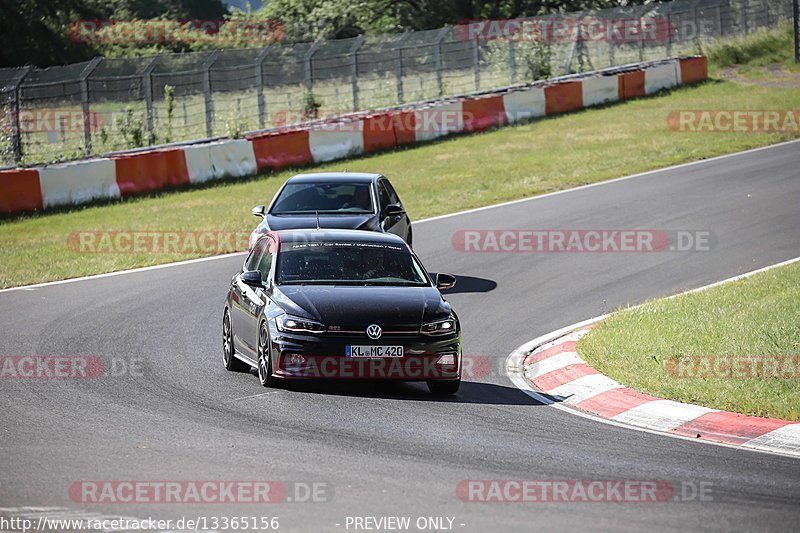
325;326;420;336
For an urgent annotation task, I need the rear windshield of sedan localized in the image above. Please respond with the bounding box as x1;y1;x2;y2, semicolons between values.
270;182;374;215
276;242;430;286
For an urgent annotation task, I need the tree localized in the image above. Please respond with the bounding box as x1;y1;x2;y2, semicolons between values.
0;0;229;67
0;0;101;67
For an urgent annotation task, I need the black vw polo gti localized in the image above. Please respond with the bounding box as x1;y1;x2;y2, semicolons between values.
223;229;461;395
249;172;413;249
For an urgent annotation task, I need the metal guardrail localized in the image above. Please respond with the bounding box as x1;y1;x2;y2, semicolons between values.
0;0;792;167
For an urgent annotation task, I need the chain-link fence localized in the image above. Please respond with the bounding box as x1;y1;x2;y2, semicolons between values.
0;0;792;167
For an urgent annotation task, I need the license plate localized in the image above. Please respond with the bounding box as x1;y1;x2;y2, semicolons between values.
346;345;404;358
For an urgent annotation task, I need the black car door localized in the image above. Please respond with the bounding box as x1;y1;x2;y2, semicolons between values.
240;236;274;354
231;237;268;360
382;178;410;241
377;179;404;239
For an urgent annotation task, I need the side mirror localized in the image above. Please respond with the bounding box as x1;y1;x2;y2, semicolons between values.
435;273;457;290
251;205;266;218
241;270;264;288
384;203;405;217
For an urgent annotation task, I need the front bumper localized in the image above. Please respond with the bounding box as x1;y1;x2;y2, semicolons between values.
268;329;461;381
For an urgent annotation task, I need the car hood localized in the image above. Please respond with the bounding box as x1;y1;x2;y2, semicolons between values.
273;285;451;328
263;213;377;232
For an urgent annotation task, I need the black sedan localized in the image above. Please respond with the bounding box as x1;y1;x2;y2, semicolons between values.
249;172;413;249
223;229;461;395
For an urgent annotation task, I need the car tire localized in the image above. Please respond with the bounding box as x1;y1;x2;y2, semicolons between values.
223;309;249;372
257;322;278;388
427;379;460;396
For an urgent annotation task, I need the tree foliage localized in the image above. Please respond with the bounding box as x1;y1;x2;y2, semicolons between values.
256;0;643;41
1;0;646;67
0;0;228;67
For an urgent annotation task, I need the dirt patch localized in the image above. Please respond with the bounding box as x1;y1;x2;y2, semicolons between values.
719;63;800;89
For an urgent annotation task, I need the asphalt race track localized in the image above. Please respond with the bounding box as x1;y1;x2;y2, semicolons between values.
1;141;799;532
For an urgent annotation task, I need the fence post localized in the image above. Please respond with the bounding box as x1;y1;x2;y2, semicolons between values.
639;15;646;61
434;27;449;97
142;55;161;146
575;15;593;72
79;56;103;155
472;35;480;91
304;40;322;92
349;35;365;112
9;67;30;165
693;2;700;41
794;0;799;63
609;33;616;66
565;11;587;74
202;50;221;138
394;32;411;104
255;45;271;129
665;10;674;57
508;37;516;84
742;0;749;34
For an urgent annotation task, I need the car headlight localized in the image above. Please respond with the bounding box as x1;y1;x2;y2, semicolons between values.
420;318;456;336
276;315;326;334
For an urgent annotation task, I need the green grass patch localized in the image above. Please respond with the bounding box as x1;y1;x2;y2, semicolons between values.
706;21;799;74
578;262;800;421
1;76;799;288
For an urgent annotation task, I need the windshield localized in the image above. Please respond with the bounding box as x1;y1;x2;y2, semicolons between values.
277;242;430;286
270;182;374;215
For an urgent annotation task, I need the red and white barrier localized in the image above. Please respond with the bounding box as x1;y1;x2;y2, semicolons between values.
502;86;545;123
463;95;506;132
644;60;680;94
0;168;42;213
0;57;708;214
248;129;312;172
414;101;464;142
184;139;258;184
309;120;365;163
582;75;619;108
39;159;119;208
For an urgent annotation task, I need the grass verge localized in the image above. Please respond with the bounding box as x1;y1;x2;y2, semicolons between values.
706;21;800;76
577;262;800;421
1;29;798;288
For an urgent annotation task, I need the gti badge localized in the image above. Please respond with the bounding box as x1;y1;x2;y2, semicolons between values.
366;324;382;340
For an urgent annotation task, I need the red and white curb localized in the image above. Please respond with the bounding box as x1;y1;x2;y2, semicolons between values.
506;256;800;459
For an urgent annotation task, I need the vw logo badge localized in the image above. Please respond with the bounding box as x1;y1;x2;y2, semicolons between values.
366;324;382;340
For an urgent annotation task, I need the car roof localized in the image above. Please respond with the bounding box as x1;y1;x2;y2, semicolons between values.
285;172;382;184
273;229;407;247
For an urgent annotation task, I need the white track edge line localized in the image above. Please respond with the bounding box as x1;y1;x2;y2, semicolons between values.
414;138;800;224
505;254;800;460
2;138;798;294
0;252;247;293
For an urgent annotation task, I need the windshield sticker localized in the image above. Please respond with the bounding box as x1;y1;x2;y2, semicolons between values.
283;242;404;251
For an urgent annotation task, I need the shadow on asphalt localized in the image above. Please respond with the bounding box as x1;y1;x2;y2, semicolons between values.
440;275;497;295
274;379;544;405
